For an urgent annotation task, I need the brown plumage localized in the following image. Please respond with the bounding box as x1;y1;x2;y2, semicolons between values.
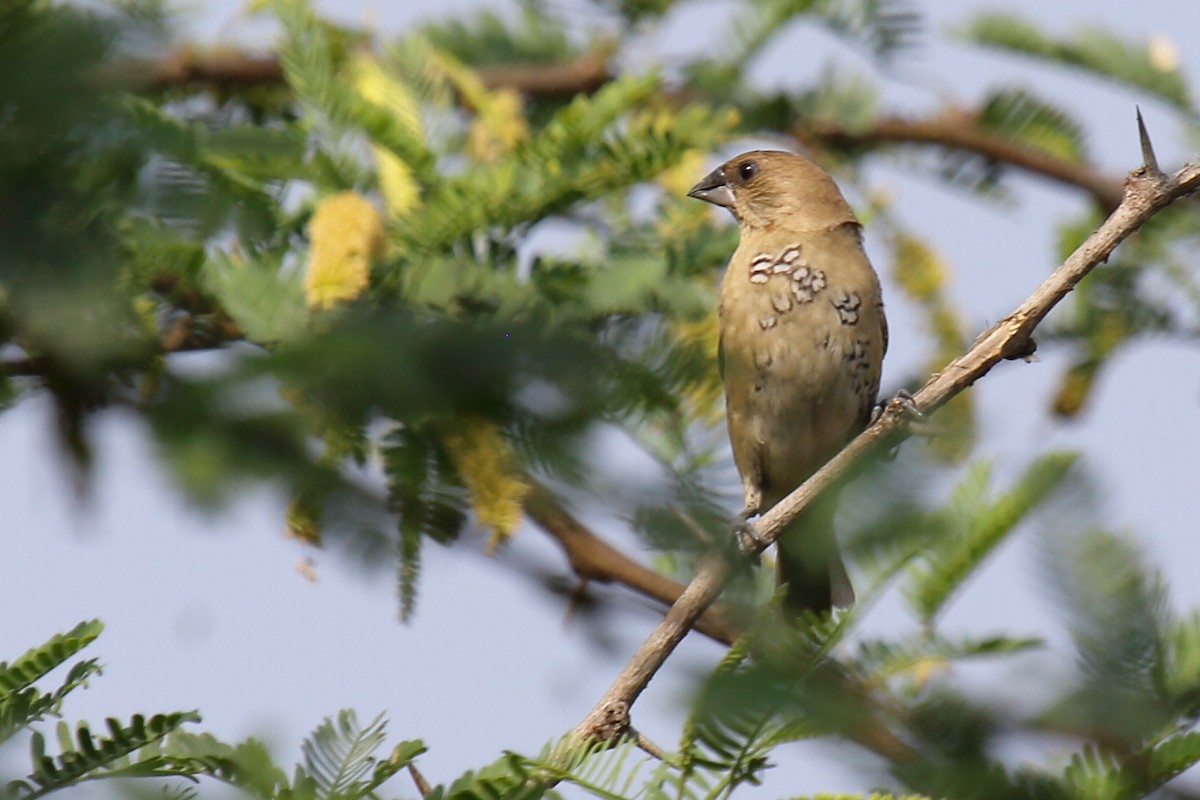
689;150;887;614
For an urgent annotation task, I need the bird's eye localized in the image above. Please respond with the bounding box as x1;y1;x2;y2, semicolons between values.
737;160;758;181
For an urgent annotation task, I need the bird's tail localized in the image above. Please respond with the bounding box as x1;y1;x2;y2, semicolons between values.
774;491;854;615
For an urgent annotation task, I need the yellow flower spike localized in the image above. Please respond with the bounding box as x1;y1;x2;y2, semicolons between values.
890;231;974;461
892;232;947;301
427;51;529;163
442;418;531;549
657;149;709;199
467;87;529;163
348;52;423;218
673;311;726;425
304;191;384;309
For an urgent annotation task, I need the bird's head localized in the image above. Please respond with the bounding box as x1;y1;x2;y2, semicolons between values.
687;149;858;233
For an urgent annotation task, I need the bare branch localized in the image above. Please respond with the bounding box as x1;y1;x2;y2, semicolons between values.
107;49;284;91
476;53;610;96
119;49;1128;212
796;110;1126;212
109;49;610;97
575;552;732;743
570;151;1200;755
523;483;742;645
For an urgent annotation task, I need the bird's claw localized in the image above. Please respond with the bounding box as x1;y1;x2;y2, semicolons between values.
732;513;765;563
870;390;923;461
870;389;922;426
891;389;923;421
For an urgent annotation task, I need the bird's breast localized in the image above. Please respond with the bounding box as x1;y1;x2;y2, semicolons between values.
718;231;884;497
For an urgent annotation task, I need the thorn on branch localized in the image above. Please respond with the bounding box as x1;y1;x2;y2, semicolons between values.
1136;106;1162;178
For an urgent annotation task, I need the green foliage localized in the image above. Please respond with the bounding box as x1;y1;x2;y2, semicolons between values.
120;96;286;240
1044;205;1200;416
298;711;423;799
677;637;778;798
816;0;923;60
855;633;1042;685
730;0;919;71
271;0;436;183
391;77;732;254
2;623;201;799
382;425;468;620
979;87;1088;162
1061;733;1200;800
794;795;934;800
507;735;655;800
202;252;309;343
961;12;1193;114
4;2;1200;800
0;621;104;744
675;616;876;799
14;712;202;798
418;3;575;67
1041;528;1175;746
1;624;430;800
908;452;1079;623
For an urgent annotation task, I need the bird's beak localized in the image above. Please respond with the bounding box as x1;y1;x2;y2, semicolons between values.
687;166;735;209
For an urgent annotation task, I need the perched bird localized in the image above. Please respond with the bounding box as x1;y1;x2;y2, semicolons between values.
688;150;887;614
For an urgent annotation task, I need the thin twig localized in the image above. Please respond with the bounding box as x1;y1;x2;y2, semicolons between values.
631;728;667;760
407;763;432;799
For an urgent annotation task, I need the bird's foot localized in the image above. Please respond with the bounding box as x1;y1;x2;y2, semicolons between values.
732;511;765;562
871;390;924;460
871;389;922;426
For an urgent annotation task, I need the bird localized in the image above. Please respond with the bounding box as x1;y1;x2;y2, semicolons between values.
688;149;887;614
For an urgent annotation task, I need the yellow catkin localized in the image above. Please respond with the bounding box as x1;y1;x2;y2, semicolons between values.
442;418;530;549
656;149;709;198
892;232;947;301
673;312;725;425
349;52;423;217
429;51;529;163
467;87;529;163
890;232;975;461
303;191;384;309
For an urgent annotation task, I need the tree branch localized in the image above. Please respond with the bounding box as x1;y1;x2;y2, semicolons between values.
110;49;610;97
570;143;1200;754
522;482;742;646
120;49;1127;212
796;109;1127;212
